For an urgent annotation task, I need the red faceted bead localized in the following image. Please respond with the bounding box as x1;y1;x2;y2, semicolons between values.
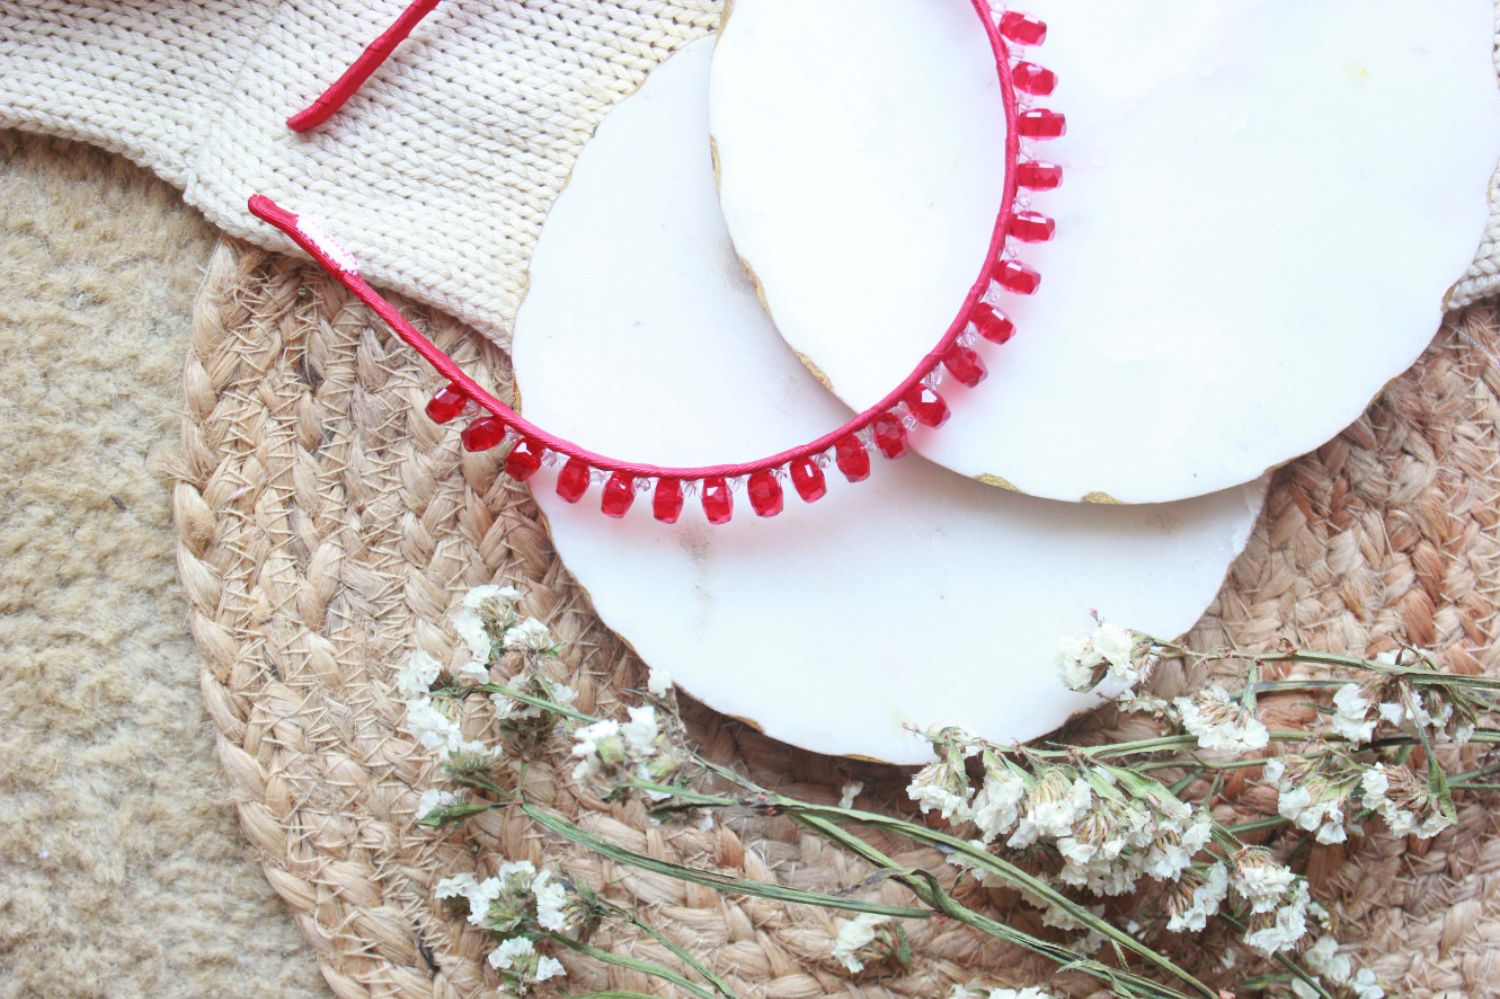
747;470;783;518
1012;61;1056;96
995;259;1042;296
556;457;591;503
504;438;544;480
1017;109;1066;139
701;477;734;525
426;382;467;424
1017;161;1063;190
903;385;950;428
834;435;871;482
1009;210;1055;243
1000;11;1047;46
461;416;505;452
790;458;827;502
653;478;684;524
943;344;988;387
601;473;635;518
872;413;908;459
972;303;1015;344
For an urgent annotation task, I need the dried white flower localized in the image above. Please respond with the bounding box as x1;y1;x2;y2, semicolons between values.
1360;763;1452;839
569;719;622;783
464;876;505;927
1142;807;1213;882
1166;862;1229;933
1056;622;1150;692
487;935;565;985
1231;848;1297;915
491;674;577;722
647;665;674;698
404;696;495;761
503;617;555;653
970;768;1027;843
1175;684;1269;754
838;781;864;810
620;705;660;755
907;759;974;823
1351;968;1385;999
1007;770;1092;849
435;872;479;900
1303;934;1353;984
949;988;1055;999
832;912;889;973
397;650;443;698
1331;683;1376;743
530;869;570;933
1243;879;1310;955
454;584;520;662
417;788;458;820
1277;782;1348;845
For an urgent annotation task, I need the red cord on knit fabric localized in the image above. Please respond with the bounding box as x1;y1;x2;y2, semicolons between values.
260;1;1063;524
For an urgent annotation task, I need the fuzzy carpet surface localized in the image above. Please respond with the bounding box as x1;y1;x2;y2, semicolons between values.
0;130;328;999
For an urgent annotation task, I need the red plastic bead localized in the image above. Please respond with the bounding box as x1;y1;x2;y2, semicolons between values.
556;457;591;503
1000;11;1047;46
872;413;908;459
790;458;827;502
943;344;988;387
653;478;684;524
995;259;1042;296
1012;61;1056;96
461;416;505;452
426;382;467;424
701;477;734;525
834;435;871;482
504;438;544;480
601;473;635;518
972;303;1016;343
747;470;783;518
1017;109;1066;139
903;385;950;428
1009;210;1055;243
1017;161;1063;190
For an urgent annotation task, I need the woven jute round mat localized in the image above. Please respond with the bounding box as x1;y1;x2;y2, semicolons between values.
172;238;1500;998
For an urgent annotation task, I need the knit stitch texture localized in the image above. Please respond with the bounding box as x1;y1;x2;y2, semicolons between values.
0;0;1496;342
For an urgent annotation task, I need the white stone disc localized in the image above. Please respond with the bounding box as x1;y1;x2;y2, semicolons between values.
512;38;1267;764
710;0;1500;504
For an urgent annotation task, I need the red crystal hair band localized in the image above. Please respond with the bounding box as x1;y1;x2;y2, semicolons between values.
255;1;1063;525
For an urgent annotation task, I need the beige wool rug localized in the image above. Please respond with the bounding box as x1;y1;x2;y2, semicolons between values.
0;130;327;999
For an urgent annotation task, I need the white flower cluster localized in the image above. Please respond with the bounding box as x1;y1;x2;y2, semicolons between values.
949;986;1056;999
1230;848;1309;955
570;703;684;799
1300;934;1385;998
831;913;901;974
1057;622;1153;692
1327;654;1475;748
912;732;1222;931
1265;758;1355;845
1174;683;1270;754
436;861;574;991
1164;862;1229;933
1360;763;1453;839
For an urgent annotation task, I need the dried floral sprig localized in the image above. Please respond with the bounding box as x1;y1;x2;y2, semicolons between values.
399;595;1499;999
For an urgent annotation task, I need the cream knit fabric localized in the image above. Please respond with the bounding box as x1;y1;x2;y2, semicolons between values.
1;0;1497;343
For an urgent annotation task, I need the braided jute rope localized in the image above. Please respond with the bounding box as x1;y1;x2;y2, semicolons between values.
173;238;1500;998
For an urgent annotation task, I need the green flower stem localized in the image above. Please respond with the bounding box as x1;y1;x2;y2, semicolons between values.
544;932;721;999
521;803;927;920
659;770;1216;999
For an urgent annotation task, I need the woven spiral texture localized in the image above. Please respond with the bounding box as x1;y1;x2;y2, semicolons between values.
176;238;1500;998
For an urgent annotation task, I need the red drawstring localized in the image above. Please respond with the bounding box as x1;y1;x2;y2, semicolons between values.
287;0;444;131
